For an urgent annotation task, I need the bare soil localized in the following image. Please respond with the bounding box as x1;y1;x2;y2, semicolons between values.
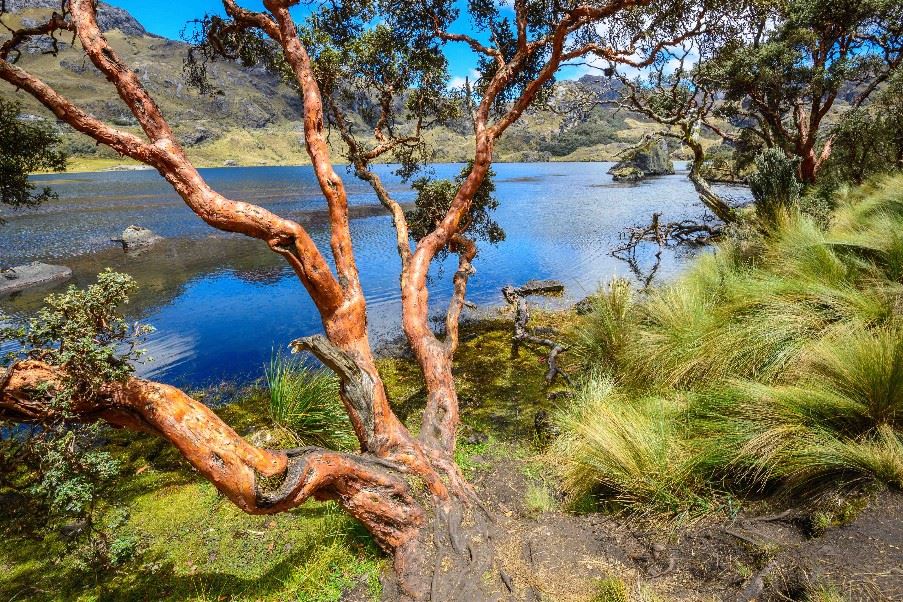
436;456;903;602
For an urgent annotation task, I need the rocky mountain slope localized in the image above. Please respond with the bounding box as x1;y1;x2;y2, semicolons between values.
1;2;656;170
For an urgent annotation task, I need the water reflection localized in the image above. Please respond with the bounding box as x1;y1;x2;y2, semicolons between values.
0;162;750;386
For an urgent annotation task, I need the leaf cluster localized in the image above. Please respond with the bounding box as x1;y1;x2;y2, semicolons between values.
1;269;152;407
406;162;504;255
0;97;67;224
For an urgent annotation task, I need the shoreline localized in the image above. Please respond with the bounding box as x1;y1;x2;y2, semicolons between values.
39;157;639;177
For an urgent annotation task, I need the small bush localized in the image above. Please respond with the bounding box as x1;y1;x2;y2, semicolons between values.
749;148;803;227
592;576;630;602
265;353;356;450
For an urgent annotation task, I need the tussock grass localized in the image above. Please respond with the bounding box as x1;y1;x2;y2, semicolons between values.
265;353;356;450
554;174;903;516
572;278;636;373
552;376;693;513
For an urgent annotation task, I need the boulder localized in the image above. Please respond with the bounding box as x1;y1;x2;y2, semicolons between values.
112;225;162;251
0;262;72;295
609;165;645;182
609;136;675;181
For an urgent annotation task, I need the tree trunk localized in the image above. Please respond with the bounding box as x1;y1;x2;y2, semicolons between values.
687;137;739;223
0;359;505;600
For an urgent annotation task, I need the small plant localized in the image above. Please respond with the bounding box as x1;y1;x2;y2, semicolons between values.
524;480;556;517
592;576;630;602
551;376;691;514
573;278;635;373
265;353;356;449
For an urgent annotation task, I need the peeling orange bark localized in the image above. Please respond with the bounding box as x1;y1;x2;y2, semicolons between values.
0;0;663;597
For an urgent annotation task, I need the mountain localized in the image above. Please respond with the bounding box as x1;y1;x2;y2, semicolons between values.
1;2;654;170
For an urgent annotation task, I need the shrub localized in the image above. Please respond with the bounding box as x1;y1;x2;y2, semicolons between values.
559;175;903;513
749;148;803;226
551;376;691;513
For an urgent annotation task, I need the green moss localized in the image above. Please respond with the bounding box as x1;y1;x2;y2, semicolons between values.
592;576;630;602
0;397;383;602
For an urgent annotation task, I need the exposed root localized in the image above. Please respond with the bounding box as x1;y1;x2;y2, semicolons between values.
501;282;571;386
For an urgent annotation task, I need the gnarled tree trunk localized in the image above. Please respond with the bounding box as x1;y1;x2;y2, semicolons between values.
0;0;668;597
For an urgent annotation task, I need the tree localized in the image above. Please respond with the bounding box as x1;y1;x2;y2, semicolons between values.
0;96;67;224
615;41;741;223
0;0;711;597
703;0;903;183
822;70;903;184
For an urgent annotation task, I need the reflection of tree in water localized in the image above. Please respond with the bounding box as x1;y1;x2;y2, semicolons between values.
231;265;289;286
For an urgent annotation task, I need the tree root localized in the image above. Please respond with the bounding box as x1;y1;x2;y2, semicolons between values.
501;283;571;386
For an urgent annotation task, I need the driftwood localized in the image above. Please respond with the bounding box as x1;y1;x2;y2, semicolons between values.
501;282;571;385
611;212;722;287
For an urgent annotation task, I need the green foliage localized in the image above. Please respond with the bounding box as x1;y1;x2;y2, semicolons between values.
551;376;692;514
406;162;503;253
704;0;903;178
2;269;153;405
265;353;356;450
0;271;152;568
592;577;630;602
824;72;903;185
554;175;903;515
0;96;67;223
749;148;803;226
538;109;621;156
572;278;635;374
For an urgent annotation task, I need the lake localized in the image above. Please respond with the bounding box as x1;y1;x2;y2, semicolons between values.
0;162;750;387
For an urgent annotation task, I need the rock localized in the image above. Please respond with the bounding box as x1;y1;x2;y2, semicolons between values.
112;225;162;251
464;430;488;445
609;136;675;181
609;165;645;182
517;279;565;296
180;127;213;147
573;296;596;315
5;1;150;38
0;262;72;295
223;160;239;167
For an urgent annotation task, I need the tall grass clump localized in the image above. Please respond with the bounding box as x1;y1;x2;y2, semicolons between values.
265;353;356;450
558;174;903;515
572;278;636;373
551;375;693;514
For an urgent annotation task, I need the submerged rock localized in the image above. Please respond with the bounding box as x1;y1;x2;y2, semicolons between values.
609;165;645;182
609;136;675;181
0;262;72;295
112;225;162;251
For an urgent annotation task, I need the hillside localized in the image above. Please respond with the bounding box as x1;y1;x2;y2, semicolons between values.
1;2;663;170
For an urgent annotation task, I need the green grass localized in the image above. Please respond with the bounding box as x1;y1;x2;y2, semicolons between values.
553;174;903;516
265;353;357;450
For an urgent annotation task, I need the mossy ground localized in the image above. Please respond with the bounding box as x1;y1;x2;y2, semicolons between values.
0;308;570;601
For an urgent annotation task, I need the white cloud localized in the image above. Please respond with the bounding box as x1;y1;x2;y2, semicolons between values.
447;68;482;90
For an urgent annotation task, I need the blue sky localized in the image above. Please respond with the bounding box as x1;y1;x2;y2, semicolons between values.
107;0;585;82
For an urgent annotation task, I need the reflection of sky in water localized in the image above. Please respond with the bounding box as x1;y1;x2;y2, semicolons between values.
1;162;750;387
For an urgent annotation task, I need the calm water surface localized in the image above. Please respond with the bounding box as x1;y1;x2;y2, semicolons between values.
0;162;749;386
